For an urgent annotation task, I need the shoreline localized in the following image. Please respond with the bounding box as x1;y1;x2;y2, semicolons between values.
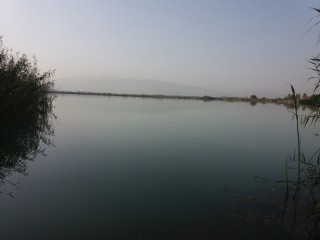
51;90;299;105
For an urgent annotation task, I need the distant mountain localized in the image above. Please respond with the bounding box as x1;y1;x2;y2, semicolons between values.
55;78;223;97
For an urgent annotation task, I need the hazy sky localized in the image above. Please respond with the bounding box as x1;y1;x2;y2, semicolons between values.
1;0;320;96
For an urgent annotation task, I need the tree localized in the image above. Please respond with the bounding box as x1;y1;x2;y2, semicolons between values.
302;93;308;99
285;93;294;100
250;94;257;100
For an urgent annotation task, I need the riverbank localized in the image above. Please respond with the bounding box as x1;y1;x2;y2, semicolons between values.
52;90;299;105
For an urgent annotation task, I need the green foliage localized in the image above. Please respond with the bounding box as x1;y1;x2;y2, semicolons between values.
299;94;320;105
0;37;55;188
250;94;257;100
303;8;320;124
284;93;295;100
0;36;55;116
302;93;308;99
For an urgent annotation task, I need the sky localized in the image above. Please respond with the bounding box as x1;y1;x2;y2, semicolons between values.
1;0;320;97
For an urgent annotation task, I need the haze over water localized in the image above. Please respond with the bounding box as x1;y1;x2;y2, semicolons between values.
1;0;318;96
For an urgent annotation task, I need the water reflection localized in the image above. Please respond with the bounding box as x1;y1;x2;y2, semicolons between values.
0;95;55;196
232;150;320;238
0;95;317;239
281;148;320;239
279;95;320;239
249;101;257;106
233;101;320;239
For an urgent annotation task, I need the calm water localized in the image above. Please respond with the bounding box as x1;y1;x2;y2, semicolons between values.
0;95;319;239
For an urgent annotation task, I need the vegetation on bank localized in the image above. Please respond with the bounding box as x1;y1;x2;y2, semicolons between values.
53;90;317;107
301;8;320;123
0;37;55;189
0;37;55;116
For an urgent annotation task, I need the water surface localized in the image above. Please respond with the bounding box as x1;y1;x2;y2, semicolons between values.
0;95;318;239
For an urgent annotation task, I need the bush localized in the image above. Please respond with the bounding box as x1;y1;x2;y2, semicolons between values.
0;37;55;183
0;37;55;116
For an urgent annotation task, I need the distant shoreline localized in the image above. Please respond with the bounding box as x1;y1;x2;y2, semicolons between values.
51;90;298;105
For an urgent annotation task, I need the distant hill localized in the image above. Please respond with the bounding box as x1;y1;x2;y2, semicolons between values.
55;78;223;97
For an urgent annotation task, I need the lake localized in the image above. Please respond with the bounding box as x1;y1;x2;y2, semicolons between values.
0;95;319;239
